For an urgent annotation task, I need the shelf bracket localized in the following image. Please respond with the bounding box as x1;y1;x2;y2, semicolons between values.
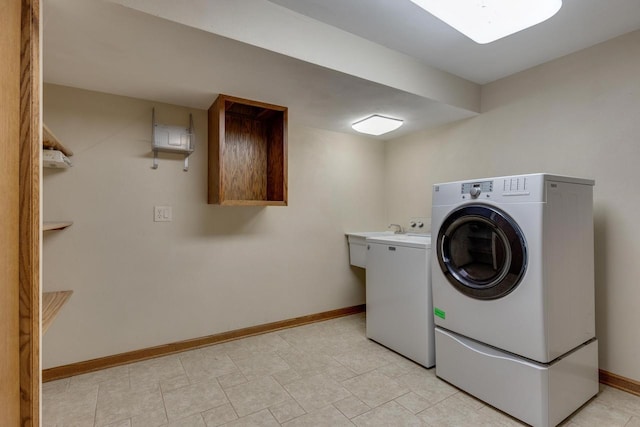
151;108;195;171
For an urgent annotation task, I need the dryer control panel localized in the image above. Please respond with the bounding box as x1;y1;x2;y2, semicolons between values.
461;181;493;194
433;174;588;206
461;177;532;199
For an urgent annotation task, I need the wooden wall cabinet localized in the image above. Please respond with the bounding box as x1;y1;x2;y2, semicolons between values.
208;94;287;206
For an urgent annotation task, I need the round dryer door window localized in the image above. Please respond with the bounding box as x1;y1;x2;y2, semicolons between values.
437;205;527;300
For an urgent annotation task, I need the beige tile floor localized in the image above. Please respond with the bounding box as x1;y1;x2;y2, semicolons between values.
43;313;640;426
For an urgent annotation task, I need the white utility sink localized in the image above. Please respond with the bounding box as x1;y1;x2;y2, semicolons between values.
365;232;434;367
367;233;430;245
345;231;395;268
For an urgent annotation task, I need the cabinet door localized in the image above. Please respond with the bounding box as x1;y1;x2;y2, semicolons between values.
365;243;429;362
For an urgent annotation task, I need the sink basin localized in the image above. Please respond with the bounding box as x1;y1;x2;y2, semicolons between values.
345;231;395;239
345;231;395;268
345;232;432;267
367;233;431;248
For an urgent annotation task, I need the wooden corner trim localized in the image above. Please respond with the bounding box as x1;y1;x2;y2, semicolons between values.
19;0;41;425
599;369;640;397
42;304;365;382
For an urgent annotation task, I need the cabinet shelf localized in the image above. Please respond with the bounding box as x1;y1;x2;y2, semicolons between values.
42;124;75;335
43;221;73;231
43;123;73;157
208;94;287;206
42;291;73;334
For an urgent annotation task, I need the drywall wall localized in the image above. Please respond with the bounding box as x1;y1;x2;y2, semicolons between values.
42;84;386;368
385;30;640;381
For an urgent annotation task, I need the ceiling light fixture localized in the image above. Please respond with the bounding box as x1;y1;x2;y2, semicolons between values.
352;115;404;136
409;0;563;44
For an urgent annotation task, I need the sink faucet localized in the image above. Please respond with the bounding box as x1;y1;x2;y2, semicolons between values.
388;223;403;234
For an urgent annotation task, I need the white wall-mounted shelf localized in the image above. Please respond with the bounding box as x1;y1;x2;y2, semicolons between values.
152;108;194;171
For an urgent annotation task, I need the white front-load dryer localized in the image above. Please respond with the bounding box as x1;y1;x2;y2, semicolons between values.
431;173;596;364
431;174;599;427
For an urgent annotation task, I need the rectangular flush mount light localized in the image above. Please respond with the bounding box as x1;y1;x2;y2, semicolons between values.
352;115;403;136
409;0;562;44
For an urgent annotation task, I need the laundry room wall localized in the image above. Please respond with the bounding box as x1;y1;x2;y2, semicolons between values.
42;84;387;368
385;30;640;382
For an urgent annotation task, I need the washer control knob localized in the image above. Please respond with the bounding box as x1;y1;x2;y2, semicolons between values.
470;187;481;198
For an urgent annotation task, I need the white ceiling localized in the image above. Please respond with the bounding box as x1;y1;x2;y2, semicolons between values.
43;0;640;139
267;0;640;84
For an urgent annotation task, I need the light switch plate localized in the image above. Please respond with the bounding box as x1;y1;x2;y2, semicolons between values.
154;206;172;222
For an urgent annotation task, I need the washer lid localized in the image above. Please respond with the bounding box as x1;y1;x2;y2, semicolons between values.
367;234;431;249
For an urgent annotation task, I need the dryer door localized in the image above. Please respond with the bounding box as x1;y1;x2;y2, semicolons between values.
436;204;527;300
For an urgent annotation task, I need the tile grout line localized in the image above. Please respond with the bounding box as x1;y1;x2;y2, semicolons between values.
164;352;242;425
158;358;177;426
91;365;130;427
216;353;242;425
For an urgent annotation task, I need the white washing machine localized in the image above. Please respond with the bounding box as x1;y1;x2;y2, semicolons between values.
366;234;435;368
431;173;598;427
